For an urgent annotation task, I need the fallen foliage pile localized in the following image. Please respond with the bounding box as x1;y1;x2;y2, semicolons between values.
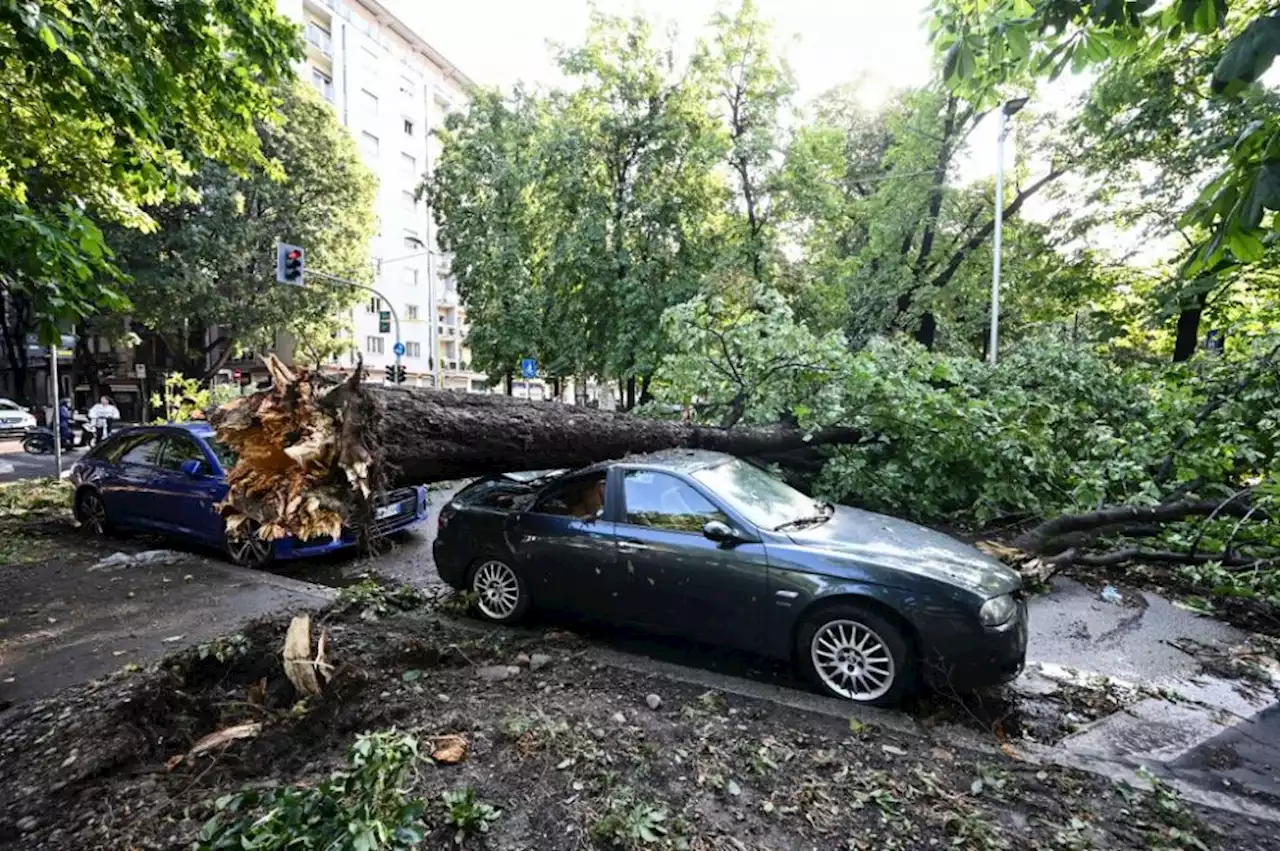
0;607;1264;851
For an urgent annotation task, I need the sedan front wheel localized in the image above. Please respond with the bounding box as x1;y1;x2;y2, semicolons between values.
798;604;914;707
226;523;275;570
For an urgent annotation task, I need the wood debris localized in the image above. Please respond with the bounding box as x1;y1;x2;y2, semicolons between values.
282;614;332;697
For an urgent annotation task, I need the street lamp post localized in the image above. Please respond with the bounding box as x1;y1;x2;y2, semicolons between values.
990;96;1028;366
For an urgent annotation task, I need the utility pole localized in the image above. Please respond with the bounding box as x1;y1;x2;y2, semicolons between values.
990;97;1028;366
50;341;61;476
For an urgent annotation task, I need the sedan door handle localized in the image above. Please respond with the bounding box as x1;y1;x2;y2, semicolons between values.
618;540;649;553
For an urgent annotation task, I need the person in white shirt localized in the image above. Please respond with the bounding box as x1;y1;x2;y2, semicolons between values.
87;395;120;443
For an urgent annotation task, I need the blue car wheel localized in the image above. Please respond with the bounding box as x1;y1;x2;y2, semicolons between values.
226;522;274;569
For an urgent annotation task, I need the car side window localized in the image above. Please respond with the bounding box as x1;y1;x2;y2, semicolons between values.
532;473;607;519
117;435;164;467
158;436;206;472
93;434;141;463
622;471;727;533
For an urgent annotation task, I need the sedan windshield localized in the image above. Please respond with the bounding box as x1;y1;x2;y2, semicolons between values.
691;458;824;531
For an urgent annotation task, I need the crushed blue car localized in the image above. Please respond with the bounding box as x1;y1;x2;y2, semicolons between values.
69;422;427;568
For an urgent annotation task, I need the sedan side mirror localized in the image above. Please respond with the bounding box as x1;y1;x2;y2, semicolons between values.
179;459;205;477
703;520;739;545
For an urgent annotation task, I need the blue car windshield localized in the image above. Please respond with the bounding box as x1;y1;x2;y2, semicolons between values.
207;437;237;471
691;458;821;530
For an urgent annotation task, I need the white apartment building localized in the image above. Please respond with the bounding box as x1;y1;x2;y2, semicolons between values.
275;0;496;392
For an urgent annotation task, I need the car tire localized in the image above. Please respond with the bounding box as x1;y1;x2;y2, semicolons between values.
796;602;915;707
226;522;275;570
74;489;111;536
468;558;530;624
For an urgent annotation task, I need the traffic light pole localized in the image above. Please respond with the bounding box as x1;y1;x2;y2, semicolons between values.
303;270;401;379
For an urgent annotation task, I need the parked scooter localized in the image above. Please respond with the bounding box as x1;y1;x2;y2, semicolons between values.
21;426;57;455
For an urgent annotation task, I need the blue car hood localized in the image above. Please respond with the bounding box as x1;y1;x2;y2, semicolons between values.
787;506;1020;597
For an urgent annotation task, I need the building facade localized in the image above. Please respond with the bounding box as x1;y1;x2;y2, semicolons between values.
277;0;495;392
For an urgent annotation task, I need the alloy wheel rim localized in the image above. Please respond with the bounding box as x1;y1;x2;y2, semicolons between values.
229;532;270;566
811;619;895;701
82;494;106;535
473;560;520;620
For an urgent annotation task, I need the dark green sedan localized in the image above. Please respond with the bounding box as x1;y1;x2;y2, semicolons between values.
433;450;1027;706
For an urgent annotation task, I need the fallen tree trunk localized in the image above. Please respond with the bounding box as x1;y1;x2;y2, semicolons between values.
210;357;861;541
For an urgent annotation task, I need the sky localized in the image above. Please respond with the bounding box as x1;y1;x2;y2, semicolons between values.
384;0;936;107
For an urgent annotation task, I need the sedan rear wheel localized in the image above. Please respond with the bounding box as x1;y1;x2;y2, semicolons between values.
75;490;109;536
798;604;913;707
470;559;529;624
227;523;274;570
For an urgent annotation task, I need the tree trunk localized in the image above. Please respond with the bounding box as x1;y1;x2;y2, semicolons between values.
914;312;937;350
209;357;861;541
1172;289;1207;363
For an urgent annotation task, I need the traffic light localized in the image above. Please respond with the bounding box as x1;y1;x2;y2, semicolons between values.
378;310;391;334
276;243;305;285
396;364;407;384
385;364;397;383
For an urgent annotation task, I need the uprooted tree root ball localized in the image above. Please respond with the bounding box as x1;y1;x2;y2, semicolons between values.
210;355;862;541
210;356;385;542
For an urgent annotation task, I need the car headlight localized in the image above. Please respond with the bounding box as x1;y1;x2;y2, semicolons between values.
979;594;1017;627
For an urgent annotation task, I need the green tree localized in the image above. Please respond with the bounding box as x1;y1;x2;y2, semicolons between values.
428;87;555;389
110;84;377;379
430;12;729;405
0;0;299;336
931;0;1280;278
705;0;796;283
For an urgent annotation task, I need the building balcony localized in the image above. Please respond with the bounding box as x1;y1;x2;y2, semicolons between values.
438;290;458;306
305;23;333;58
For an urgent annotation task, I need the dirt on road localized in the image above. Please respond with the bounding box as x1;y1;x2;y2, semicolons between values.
0;595;1273;851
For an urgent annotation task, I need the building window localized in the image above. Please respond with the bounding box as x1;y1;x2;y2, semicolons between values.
401;190;416;213
403;230;420;250
470;380;488;393
365;336;384;355
400;74;415;99
405;341;421;358
360;131;379;158
403;118;414;136
305;21;332;55
365;296;383;314
403;267;418;286
400;153;417;177
310;67;333;102
406;304;419;321
361;45;379;71
360;89;378;116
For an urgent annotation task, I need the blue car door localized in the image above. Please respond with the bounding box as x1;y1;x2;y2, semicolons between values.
150;433;227;543
100;434;166;529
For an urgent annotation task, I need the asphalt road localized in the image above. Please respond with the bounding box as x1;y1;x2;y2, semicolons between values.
0;439;85;483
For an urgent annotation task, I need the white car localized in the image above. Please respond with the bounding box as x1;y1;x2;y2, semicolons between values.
0;398;37;437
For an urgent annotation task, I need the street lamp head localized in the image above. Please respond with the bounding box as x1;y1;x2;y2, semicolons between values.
1003;97;1029;116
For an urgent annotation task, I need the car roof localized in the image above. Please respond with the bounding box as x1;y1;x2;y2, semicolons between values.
109;422;214;440
571;448;734;478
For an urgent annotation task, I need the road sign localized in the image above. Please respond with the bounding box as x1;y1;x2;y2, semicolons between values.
520;357;537;379
1205;329;1225;354
379;311;391;334
393;341;406;357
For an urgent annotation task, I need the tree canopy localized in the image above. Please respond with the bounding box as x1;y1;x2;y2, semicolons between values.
109;83;378;379
0;0;301;339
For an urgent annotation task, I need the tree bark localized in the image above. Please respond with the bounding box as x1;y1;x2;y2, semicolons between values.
1172;289;1207;363
210;357;862;541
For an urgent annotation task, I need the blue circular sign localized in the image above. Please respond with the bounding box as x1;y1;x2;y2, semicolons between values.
392;341;406;357
520;357;537;378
